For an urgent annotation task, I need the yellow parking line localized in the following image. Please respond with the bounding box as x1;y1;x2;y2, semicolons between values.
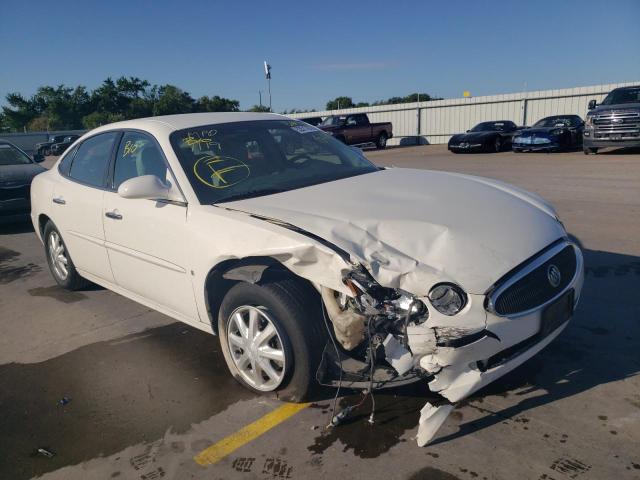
194;402;310;466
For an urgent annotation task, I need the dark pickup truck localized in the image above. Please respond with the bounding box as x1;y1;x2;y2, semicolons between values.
35;135;67;156
318;113;393;149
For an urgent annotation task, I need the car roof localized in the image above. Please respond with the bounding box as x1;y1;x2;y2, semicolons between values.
88;112;288;138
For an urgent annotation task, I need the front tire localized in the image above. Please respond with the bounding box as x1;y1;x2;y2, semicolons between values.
493;136;502;152
218;279;326;402
583;147;598;155
43;221;90;290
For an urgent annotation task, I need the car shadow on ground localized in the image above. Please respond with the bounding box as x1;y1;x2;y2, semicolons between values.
430;240;640;445
0;217;34;234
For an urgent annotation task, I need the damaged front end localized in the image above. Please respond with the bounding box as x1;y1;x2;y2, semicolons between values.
318;240;584;446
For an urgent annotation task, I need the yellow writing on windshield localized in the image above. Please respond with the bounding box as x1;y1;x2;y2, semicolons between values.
193;154;250;189
183;129;220;150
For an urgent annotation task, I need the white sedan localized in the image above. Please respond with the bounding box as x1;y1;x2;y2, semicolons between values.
31;113;584;445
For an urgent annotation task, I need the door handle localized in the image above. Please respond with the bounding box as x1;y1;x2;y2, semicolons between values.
105;210;123;220
52;197;66;205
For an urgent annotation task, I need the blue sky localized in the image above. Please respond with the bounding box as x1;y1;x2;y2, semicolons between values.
1;0;639;111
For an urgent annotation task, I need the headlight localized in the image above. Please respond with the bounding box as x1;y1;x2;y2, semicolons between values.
428;283;467;315
585;115;594;126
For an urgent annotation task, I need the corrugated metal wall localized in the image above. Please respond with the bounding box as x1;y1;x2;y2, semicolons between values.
289;81;639;145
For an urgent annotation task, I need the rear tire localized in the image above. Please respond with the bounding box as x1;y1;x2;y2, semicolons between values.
218;279;326;402
43;221;90;290
376;132;388;149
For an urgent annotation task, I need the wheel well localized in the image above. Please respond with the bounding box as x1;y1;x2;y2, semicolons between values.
38;214;51;237
204;256;320;333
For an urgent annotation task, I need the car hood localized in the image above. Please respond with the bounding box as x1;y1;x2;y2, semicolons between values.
450;131;497;143
223;168;565;295
0;163;46;185
591;103;640;114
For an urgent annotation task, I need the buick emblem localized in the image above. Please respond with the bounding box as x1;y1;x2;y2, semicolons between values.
547;264;561;288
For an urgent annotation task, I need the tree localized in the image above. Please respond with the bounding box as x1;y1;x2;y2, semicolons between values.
248;105;271;112
152;85;195;116
326;96;355;110
82;111;125;129
1;77;243;132
196;95;240;112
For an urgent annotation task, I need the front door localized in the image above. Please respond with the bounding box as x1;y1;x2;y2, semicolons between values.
102;131;198;321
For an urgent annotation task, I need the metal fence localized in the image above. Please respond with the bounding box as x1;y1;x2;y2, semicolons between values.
289;81;639;146
0;130;86;154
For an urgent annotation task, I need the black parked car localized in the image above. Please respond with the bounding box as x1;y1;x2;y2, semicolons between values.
35;135;66;157
448;120;519;153
513;115;584;152
50;135;80;155
0;141;46;217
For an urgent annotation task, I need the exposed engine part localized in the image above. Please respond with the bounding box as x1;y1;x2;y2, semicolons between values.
382;334;414;376
320;286;366;350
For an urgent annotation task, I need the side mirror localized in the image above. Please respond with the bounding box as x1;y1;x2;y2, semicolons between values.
33;153;45;163
466;130;471;133
118;175;172;201
588;99;597;110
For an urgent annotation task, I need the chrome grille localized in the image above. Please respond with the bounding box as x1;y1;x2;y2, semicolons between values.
593;110;640;133
487;243;578;316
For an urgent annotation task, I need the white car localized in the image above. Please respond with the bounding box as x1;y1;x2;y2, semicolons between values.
30;113;584;445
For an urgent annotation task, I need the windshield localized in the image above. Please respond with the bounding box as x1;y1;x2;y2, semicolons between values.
601;87;640;105
320;116;346;127
470;121;509;132
0;143;33;165
170;120;378;204
534;116;581;128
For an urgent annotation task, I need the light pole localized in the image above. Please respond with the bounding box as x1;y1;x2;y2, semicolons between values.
259;90;263;108
264;61;272;112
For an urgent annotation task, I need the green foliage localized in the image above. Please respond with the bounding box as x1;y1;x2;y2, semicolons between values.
371;93;441;106
321;93;441;112
249;105;271;112
196;95;240;112
1;76;241;132
326;96;355;110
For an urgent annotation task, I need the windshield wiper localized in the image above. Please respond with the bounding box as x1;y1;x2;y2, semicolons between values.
212;188;288;204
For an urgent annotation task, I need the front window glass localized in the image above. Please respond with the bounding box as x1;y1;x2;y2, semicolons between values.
113;132;169;189
170;120;378;204
68;132;118;187
534;116;581;127
0;143;32;165
471;121;508;132
320;116;346;126
601;87;640;105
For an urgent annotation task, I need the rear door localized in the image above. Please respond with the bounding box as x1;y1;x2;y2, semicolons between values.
102;131;198;321
51;132;119;282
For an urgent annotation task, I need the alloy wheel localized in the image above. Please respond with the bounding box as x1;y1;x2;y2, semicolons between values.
48;231;69;280
226;305;286;391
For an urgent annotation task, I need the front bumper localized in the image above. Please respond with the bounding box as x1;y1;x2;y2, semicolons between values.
583;127;640;148
448;143;484;152
415;241;584;402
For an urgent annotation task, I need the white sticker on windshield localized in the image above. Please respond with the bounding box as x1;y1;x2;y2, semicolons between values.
291;124;318;134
